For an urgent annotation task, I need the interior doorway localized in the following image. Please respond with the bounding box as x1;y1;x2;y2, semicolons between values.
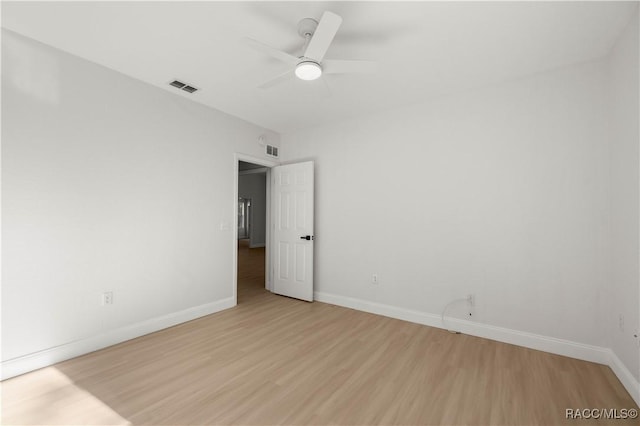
233;155;316;306
234;156;275;305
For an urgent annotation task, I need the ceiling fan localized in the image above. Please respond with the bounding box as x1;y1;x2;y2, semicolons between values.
247;11;376;90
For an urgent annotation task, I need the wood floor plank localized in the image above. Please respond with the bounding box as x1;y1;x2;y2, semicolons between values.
2;240;638;425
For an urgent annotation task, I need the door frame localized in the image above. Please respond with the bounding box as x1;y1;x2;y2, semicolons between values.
233;153;279;305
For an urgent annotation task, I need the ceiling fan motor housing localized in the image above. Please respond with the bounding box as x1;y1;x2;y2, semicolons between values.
297;18;318;38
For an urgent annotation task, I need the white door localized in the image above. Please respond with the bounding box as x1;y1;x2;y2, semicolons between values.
272;161;314;301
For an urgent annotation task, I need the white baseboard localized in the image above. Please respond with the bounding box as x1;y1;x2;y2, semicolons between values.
1;297;235;381
4;291;638;407
608;349;640;406
249;243;266;249
314;291;639;406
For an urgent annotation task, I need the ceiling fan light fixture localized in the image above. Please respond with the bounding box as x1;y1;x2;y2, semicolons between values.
295;61;322;81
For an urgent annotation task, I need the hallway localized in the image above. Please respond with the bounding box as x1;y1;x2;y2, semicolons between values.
237;239;267;304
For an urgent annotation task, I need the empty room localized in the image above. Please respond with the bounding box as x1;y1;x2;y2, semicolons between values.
2;1;639;425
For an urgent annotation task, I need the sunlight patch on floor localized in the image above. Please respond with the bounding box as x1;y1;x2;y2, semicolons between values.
1;366;130;425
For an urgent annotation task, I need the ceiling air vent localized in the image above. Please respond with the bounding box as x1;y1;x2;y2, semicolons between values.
266;145;279;158
169;80;199;93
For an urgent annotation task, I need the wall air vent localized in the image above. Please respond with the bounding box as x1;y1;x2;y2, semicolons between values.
169;80;199;93
266;145;279;158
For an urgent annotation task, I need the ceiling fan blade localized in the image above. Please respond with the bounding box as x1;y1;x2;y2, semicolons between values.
323;60;377;75
304;11;342;62
245;37;299;65
258;70;293;90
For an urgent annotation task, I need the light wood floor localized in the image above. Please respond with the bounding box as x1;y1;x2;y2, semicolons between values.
2;240;637;425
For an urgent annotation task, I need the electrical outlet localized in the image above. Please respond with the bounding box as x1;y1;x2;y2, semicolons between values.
102;291;113;306
619;314;624;332
467;294;475;307
372;274;379;285
618;314;624;333
467;294;475;318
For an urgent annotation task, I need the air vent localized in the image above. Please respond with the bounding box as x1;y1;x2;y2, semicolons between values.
266;145;279;158
169;80;199;93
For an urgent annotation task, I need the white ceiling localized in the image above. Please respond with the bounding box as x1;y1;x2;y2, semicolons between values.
2;1;636;133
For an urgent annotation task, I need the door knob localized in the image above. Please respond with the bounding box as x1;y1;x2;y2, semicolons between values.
300;235;314;240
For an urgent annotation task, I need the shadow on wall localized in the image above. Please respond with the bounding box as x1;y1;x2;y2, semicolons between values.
3;30;60;105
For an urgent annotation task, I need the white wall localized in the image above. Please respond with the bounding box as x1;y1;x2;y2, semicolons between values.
3;12;638;396
607;9;640;382
238;172;267;247
282;60;611;347
1;30;279;369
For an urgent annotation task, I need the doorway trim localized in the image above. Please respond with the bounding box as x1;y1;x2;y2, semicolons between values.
233;153;279;306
